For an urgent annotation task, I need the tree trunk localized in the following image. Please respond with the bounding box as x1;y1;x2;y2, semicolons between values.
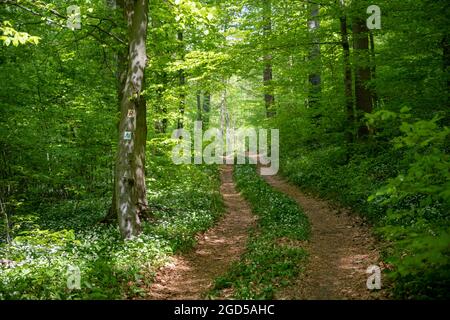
114;0;149;239
104;0;128;223
154;72;168;134
308;1;321;108
369;31;378;105
352;17;372;138
220;80;229;136
196;91;202;121
339;5;354;145
177;31;185;129
263;0;275;117
203;92;211;128
443;34;450;96
151;14;168;134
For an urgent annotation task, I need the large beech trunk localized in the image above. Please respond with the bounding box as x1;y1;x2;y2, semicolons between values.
114;0;149;239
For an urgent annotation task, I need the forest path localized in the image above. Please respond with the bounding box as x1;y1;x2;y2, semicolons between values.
145;165;256;299
260;171;386;299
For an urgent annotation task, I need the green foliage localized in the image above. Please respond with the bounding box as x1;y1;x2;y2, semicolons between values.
281;146;396;221
147;142;224;251
0;140;223;300
0;225;171;299
367;114;450;299
0;0;449;301
208;165;309;299
281;111;450;299
0;21;40;46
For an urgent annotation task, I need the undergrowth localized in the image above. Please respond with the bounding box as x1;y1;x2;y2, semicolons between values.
280;111;450;299
0;141;223;300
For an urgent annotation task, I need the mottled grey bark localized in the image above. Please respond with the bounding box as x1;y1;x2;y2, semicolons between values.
105;0;128;223
115;0;149;239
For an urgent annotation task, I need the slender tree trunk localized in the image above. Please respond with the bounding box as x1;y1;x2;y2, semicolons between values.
154;73;168;134
369;31;378;105
263;61;274;117
220;80;229;136
443;34;450;97
263;0;275;117
177;31;185;129
0;198;11;245
308;1;321;108
196;91;202;121
339;5;354;145
151;14;168;134
134;80;148;216
105;0;128;223
352;17;372;139
114;0;149;239
203;92;211;128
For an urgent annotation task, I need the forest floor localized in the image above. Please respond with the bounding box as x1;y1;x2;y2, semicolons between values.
145;165;256;299
145;163;386;300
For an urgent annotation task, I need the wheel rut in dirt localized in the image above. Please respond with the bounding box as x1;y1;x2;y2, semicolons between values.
261;172;386;300
146;165;256;299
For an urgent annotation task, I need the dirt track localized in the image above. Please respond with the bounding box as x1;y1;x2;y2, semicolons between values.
146;165;256;299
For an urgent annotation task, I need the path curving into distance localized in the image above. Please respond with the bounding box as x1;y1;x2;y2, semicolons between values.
146;161;386;300
261;171;386;299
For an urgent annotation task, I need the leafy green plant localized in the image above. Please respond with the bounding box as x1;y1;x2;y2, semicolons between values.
368;114;450;299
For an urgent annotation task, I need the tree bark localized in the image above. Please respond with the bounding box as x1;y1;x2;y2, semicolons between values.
114;0;149;239
104;0;128;223
203;92;211;128
443;34;450;96
308;1;321;108
196;91;202;121
154;72;168;134
339;5;354;145
369;31;378;105
352;17;372;138
177;31;185;129
263;0;275;117
220;80;229;136
151;13;168;134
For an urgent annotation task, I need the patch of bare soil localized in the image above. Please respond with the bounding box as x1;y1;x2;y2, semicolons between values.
145;165;256;299
261;172;387;300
